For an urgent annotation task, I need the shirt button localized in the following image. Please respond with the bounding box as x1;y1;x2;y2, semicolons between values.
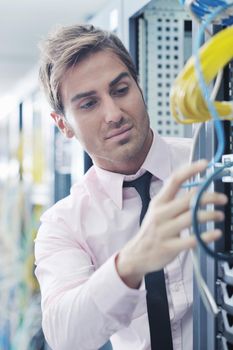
172;283;180;292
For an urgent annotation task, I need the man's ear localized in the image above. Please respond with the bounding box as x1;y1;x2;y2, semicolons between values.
50;112;75;138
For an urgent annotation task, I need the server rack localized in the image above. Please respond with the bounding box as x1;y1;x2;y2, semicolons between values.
193;72;233;350
128;0;192;138
176;6;233;345
129;1;233;349
131;2;233;348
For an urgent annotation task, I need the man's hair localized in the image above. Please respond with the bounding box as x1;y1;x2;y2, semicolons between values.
38;24;138;115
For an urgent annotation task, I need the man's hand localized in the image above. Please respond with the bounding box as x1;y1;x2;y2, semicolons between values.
116;159;228;289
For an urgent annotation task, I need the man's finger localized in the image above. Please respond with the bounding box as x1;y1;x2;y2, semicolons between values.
156;159;208;203
163;229;222;253
150;190;227;222
156;209;224;239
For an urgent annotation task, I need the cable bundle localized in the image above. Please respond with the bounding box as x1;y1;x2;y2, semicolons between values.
179;0;233;25
169;2;233;314
170;25;233;124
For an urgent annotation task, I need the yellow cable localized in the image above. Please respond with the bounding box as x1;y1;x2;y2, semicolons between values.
170;25;233;124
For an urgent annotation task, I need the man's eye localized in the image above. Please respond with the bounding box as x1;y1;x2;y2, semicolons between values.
80;99;97;110
112;86;129;96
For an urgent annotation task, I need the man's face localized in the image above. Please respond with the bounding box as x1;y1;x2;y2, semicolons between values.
59;50;153;174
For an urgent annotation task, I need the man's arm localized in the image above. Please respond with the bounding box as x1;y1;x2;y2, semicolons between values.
34;213;145;350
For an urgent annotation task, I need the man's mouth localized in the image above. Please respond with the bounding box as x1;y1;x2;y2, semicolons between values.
105;125;132;140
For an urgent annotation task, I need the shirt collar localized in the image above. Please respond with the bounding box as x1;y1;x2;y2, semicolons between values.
94;130;172;209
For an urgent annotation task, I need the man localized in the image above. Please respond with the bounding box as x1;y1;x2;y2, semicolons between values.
35;24;227;350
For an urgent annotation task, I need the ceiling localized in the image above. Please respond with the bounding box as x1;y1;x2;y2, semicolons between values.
0;0;109;98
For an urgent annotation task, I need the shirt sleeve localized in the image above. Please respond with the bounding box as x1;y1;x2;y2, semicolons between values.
34;214;146;350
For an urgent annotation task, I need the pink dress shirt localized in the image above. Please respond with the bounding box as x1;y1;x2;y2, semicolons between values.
34;131;193;350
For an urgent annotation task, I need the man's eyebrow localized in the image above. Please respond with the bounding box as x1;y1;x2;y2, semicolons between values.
71;90;96;103
109;72;130;87
70;72;130;103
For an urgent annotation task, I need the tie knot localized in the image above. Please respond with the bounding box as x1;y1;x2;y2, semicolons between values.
123;171;152;225
123;171;152;199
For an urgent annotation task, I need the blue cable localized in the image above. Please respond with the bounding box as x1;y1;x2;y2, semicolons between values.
180;0;233;25
191;162;233;261
191;3;233;260
193;5;233;165
178;2;233;260
182;5;231;189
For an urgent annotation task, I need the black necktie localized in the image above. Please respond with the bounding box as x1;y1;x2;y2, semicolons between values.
124;171;173;350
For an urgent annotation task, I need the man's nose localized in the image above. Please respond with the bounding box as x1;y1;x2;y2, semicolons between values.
103;96;122;124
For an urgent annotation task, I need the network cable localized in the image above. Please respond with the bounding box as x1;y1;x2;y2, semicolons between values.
186;5;233;261
191;161;233;262
171;3;233;171
170;24;233;125
179;0;233;25
172;1;233;314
